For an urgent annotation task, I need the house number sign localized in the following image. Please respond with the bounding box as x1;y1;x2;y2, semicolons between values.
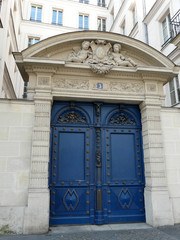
97;83;103;89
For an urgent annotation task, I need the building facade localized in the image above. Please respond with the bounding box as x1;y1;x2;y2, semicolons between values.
0;0;180;235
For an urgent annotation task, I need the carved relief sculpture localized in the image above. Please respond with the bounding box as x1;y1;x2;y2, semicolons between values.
111;44;136;67
67;41;91;63
67;39;137;74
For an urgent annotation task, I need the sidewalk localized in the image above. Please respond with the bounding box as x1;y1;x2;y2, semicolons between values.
0;223;180;240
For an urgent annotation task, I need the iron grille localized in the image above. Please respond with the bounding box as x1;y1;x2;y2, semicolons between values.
170;10;180;39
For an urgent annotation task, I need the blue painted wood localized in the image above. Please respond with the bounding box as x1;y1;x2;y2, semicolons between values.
49;102;145;225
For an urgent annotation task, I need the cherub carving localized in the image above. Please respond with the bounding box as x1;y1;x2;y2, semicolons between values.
111;43;136;67
67;41;91;63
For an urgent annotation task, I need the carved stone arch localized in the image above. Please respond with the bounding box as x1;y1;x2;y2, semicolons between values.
105;108;140;127
53;106;91;125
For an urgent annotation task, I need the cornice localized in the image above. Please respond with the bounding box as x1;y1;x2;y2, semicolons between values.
168;46;180;62
170;34;180;47
143;0;165;24
129;22;138;38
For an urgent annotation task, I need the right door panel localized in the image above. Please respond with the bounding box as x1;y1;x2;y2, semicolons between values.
103;128;145;223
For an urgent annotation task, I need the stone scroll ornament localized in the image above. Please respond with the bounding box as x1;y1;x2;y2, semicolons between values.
67;40;137;74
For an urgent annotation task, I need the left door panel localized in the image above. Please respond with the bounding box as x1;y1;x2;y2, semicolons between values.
50;126;94;225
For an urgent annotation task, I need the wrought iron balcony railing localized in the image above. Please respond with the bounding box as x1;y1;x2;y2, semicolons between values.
170;10;180;39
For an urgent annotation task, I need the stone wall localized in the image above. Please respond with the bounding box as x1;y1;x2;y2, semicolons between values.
0;99;34;233
0;99;180;233
161;107;180;224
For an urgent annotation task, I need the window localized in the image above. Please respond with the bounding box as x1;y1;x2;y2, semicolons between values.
120;21;125;35
110;8;114;22
98;18;106;31
52;10;63;25
30;6;42;22
132;6;137;26
79;0;89;3
169;76;180;105
97;0;106;7
79;15;88;30
162;13;171;43
28;37;40;47
122;24;125;35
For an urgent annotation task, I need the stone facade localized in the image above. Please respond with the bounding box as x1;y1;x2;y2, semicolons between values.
0;99;34;233
0;31;178;234
161;108;180;224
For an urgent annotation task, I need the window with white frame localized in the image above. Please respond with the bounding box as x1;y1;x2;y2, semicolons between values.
79;14;89;30
52;9;63;25
162;13;171;43
97;0;106;7
169;76;180;105
30;5;42;22
98;18;106;31
28;37;40;47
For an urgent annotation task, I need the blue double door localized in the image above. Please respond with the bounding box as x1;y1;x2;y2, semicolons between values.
50;102;145;225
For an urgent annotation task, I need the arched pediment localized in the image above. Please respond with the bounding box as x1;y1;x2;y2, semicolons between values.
14;31;179;82
14;31;179;76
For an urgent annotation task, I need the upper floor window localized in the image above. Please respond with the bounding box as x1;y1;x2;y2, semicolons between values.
28;37;40;47
132;6;137;26
162;13;171;43
120;21;125;35
97;0;106;7
52;10;63;25
98;18;106;31
79;14;88;30
122;24;125;35
30;6;42;22
79;0;89;3
110;8;114;22
169;76;180;105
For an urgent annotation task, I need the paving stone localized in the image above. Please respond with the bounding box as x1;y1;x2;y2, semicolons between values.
0;225;180;240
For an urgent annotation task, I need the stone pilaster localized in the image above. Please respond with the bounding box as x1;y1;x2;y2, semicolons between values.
140;99;174;226
23;77;53;233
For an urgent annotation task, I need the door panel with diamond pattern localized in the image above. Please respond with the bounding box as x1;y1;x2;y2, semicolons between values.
50;102;145;225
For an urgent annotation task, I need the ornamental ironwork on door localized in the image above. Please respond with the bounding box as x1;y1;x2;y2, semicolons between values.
49;102;145;225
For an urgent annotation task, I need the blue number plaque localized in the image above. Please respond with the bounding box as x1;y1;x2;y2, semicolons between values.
97;83;103;89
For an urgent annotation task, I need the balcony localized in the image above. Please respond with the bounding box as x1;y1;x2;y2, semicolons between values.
170;10;180;39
